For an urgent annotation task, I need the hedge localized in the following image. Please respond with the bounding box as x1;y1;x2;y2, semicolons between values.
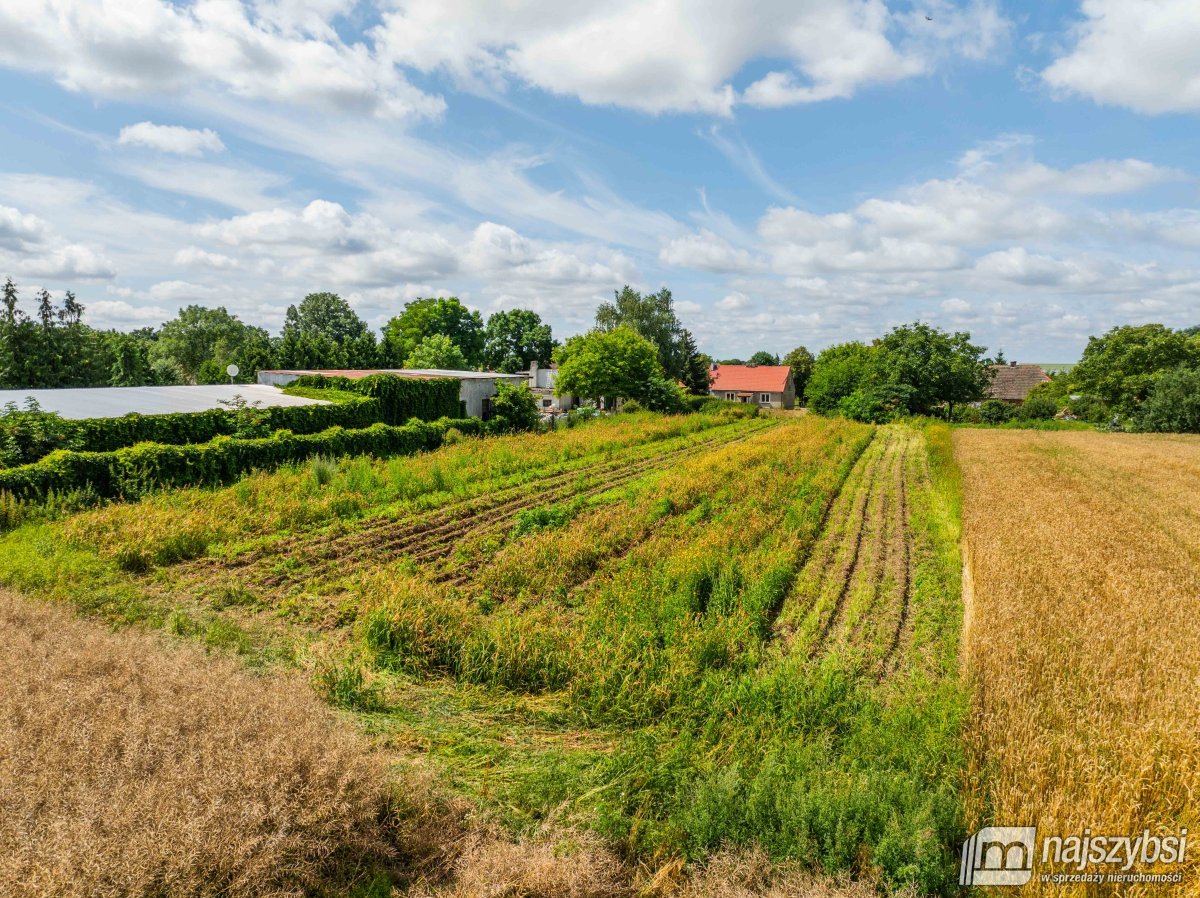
291;374;461;425
70;397;384;452
0;416;486;501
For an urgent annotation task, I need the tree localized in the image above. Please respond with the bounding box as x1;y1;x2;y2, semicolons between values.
870;322;991;418
59;290;83;326
404;334;470;370
483;309;554;373
782;346;815;400
1072;324;1200;416
805;342;874;414
108;332;156;387
1133;366;1200;433
748;350;779;366
1;278;19;325
283;292;369;344
595;286;686;378
280;292;375;369
679;330;712;395
35;289;54;329
554;327;661;407
382;297;484;369
154;306;270;383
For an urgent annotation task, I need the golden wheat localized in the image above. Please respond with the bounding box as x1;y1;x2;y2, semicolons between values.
0;590;401;898
956;430;1200;897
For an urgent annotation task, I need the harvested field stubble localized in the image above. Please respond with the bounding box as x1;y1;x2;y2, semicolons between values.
956;429;1200;896
0;590;404;898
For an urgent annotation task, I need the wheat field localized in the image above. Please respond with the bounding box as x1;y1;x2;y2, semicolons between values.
956;430;1200;895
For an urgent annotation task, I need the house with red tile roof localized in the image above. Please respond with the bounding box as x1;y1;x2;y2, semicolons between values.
708;364;796;409
985;362;1051;404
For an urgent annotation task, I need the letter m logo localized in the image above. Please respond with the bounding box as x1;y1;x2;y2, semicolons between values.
960;826;1037;886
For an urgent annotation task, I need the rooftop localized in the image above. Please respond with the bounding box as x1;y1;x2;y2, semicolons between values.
258;368;527;381
0;384;328;420
709;364;792;394
986;363;1051;402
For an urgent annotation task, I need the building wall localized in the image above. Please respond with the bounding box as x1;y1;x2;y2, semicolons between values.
709;384;795;410
258;371;302;387
256;370;525;419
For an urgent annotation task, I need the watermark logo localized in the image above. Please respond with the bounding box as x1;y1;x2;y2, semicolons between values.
960;826;1037;886
960;825;1189;887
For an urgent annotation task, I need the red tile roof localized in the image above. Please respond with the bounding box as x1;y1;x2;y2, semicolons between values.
986;363;1051;402
709;365;792;393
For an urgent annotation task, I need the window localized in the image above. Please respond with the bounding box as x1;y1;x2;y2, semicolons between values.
725;392;736;401
542;399;552;408
760;393;771;404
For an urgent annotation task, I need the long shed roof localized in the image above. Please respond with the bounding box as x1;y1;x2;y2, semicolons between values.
0;384;327;420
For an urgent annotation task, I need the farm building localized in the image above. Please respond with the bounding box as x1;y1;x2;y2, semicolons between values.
708;364;796;410
257;368;527;418
0;383;328;419
528;361;575;414
986;362;1051;404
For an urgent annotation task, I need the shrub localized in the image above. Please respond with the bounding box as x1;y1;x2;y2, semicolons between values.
620;399;643;414
487;383;540;435
979;399;1015;424
639;375;689;414
837;384;914;423
0;400;83;468
1133;365;1200;433
1067;394;1112;424
1016;396;1058;421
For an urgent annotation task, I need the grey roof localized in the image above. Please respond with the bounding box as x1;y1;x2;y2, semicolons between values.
258;368;527;381
0;384;328;420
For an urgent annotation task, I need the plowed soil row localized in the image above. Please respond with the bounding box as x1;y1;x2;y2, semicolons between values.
235;422;770;592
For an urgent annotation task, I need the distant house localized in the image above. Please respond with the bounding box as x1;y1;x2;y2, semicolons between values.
986;362;1051;404
708;364;796;410
527;361;575;414
257;368;527;418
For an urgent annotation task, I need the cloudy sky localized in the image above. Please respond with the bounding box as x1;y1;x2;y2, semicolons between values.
1;0;1199;360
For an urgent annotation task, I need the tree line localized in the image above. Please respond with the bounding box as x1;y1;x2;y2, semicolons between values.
0;279;557;389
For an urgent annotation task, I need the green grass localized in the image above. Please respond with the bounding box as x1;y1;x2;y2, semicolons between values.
0;413;971;894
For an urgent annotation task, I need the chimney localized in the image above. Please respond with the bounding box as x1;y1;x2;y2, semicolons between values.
710;362;718;371
1009;360;1017;367
530;360;539;385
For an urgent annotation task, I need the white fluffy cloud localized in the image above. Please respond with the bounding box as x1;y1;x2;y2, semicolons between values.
659;230;760;272
378;0;1007;115
0;203;116;280
1043;0;1200;114
0;0;443;120
118;122;225;156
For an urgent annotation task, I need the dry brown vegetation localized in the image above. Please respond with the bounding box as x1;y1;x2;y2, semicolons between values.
956;430;1200;895
0;589;405;898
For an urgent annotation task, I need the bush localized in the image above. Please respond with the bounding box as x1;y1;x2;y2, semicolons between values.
1016;396;1058;421
486;383;540;435
639;375;689;414
0;400;82;468
1067;394;1111;424
620;399;643;413
837;384;915;423
1133;366;1200;433
979;399;1015;424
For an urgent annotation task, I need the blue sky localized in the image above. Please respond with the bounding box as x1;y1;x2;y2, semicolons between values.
1;0;1199;361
